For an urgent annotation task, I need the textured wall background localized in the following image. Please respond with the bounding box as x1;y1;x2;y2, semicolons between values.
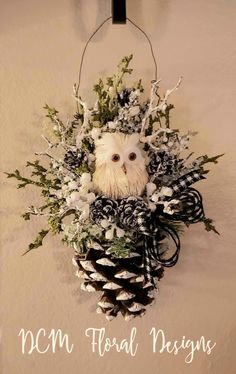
1;0;236;373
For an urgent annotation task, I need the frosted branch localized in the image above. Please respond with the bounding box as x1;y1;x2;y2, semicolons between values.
163;76;183;103
140;79;161;135
73;85;91;146
141;77;183;135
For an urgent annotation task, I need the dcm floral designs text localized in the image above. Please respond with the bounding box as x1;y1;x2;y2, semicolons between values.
19;327;216;364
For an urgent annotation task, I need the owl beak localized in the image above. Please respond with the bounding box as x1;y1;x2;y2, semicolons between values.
122;163;127;174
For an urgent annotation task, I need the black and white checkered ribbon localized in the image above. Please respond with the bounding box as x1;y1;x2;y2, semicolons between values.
174;187;205;223
170;170;205;195
136;212;180;284
90;182;204;285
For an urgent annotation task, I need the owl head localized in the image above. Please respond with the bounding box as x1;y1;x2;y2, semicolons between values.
93;132;149;199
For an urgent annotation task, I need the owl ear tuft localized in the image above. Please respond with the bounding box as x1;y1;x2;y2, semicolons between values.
95;132;126;149
125;133;140;147
95;133;114;148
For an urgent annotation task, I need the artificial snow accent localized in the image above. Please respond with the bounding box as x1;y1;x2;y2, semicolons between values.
115;270;137;279
96;258;116;266
80;261;96;272
103;282;121;290
128;302;144;312
81;282;96;292
116;290;135;300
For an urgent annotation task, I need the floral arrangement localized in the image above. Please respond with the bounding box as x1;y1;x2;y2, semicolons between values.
7;55;222;321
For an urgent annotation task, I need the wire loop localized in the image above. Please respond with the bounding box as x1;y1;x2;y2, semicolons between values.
75;17;158;96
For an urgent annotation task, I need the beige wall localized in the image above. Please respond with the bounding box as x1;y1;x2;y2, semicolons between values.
1;1;236;373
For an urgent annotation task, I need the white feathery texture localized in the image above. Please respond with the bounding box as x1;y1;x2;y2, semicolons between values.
93;132;149;199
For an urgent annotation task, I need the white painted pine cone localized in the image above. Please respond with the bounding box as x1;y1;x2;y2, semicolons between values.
116;290;135;301
130;275;145;283
90;272;108;282
115;270;137;279
98;298;114;309
75;270;90;280
80;282;96;292
96;258;116;266
80;260;97;272
124;312;135;322
103;282;122;290
128;302;144;312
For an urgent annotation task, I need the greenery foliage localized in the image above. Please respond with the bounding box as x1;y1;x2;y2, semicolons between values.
6;55;221;256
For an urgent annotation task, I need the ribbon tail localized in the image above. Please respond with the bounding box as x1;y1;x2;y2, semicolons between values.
170;170;205;195
144;238;155;286
143;224;181;284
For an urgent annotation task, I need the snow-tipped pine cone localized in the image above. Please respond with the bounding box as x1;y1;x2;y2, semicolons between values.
90;196;118;224
73;241;164;321
148;151;178;177
64;149;86;171
118;196;151;230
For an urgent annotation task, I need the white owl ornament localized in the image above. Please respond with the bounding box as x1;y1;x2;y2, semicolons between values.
93;132;148;199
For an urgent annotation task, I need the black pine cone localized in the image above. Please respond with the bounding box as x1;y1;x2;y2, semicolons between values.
118;197;151;230
90;196;118;224
148;151;178;176
64;149;86;171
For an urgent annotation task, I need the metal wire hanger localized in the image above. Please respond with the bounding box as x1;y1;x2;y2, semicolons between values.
75;14;158;97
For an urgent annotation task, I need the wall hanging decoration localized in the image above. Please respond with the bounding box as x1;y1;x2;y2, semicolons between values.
6;10;223;321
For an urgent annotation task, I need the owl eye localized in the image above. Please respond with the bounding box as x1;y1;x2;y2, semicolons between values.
111;154;120;162
128;152;137;161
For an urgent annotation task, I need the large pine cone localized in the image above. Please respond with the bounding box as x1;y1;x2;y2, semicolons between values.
73;241;164;321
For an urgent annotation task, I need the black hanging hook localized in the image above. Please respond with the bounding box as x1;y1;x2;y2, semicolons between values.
112;0;126;24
